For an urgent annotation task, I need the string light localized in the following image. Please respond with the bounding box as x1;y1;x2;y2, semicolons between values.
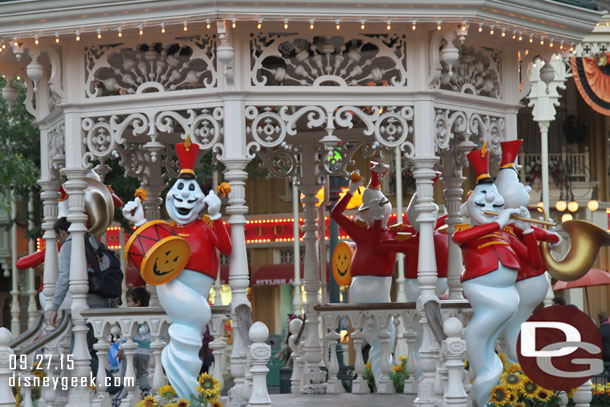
360;19;365;30
560;40;564;50
117;27;122;37
511;30;516;40
284;18;289;30
540;36;544;45
75;30;80;41
478;23;483;32
437;20;442;31
13;37;18;46
411;19;417;31
55;32;59;43
257;17;263;30
97;28;102;39
183;20;188;31
549;38;554;48
386;19;391;31
335;18;341;30
161;23;166;34
139;24;144;36
232;18;236;29
1;43;5;50
34;34;39;45
310;18;315;30
518;31;523;41
206;18;211;30
529;34;533;43
502;28;506;37
489;25;494;35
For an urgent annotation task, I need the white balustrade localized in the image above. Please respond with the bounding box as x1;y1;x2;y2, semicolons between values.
442;318;467;407
247;322;272;407
288;318;304;394
0;328;16;407
573;379;593;407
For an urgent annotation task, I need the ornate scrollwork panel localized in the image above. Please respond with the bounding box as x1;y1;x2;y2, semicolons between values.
250;33;407;87
435;45;502;99
48;120;65;170
84;35;217;98
434;108;505;156
81;107;224;177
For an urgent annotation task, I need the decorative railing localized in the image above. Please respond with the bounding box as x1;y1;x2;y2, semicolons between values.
312;301;472;403
519;149;590;185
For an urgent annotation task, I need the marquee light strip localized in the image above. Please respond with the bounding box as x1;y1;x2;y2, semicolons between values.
0;17;577;53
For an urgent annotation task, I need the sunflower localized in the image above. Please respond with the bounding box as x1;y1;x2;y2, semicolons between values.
197;373;220;398
392;364;403;373
498;353;508;367
535;388;551;402
159;384;176;397
522;379;538;396
136;395;159;407
506;391;518;404
515;402;525;407
175;398;190;407
505;363;523;374
490;385;509;403
502;372;522;391
567;388;577;398
211;401;224;407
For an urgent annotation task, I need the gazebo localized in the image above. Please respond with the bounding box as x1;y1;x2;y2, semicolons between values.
0;1;602;406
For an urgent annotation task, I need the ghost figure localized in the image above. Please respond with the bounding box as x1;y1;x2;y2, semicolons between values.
330;161;396;390
123;136;231;399
495;140;561;364
452;143;541;407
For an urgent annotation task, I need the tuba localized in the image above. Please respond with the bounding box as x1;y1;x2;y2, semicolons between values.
541;219;610;282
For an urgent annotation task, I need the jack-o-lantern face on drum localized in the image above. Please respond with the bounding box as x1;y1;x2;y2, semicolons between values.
331;242;354;286
153;250;181;276
166;179;205;225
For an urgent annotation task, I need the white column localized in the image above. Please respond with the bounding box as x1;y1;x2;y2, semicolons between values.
119;228;127;306
299;141;323;393
141;161;163;307
412;99;441;407
292;179;303;315
395;147;407;303
27;195;37;328
0;328;16;407
62;166;92;407
10;199;20;335
39;179;60;333
539;121;551;217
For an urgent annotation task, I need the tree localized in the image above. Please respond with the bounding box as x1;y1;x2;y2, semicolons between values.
0;77;41;235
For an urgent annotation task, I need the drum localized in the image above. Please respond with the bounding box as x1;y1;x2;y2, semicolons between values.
125;220;190;286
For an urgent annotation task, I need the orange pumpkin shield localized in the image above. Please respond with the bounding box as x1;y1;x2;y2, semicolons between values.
331;241;355;287
125;220;191;286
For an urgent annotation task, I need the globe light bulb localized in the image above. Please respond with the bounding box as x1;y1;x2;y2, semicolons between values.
561;213;573;222
555;200;567;212
567;201;579;212
587;199;599;211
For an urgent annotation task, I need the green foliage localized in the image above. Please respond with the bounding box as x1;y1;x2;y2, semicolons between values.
0;77;41;232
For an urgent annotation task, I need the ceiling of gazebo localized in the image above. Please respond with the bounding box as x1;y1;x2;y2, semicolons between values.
0;0;601;45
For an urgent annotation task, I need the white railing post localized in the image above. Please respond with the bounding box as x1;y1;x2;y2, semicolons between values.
0;328;16;407
321;314;343;394
572;379;592;407
376;314;395;394
209;310;229;391
119;322;138;407
92;332;110;407
288;318;304;394
247;322;271;407
150;323;168;394
349;313;369;394
442;318;467;407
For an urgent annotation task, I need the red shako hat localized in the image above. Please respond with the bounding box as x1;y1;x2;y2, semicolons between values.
467;141;492;184
499;139;523;170
175;135;199;179
367;161;390;189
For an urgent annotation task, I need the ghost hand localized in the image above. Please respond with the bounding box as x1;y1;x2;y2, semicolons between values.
513;206;532;231
122;197;147;227
369;198;385;221
549;227;563;249
204;190;222;220
496;208;520;229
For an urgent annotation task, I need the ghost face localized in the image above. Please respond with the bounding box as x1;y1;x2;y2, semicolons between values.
495;168;531;209
358;188;392;228
166;178;205;225
465;182;505;226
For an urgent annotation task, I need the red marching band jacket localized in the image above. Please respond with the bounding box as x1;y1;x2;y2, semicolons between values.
330;192;397;278
170;217;232;279
452;222;542;282
510;225;559;282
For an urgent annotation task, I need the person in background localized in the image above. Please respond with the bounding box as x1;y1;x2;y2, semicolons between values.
552;296;566;306
117;287;152;398
598;311;610;375
199;326;214;374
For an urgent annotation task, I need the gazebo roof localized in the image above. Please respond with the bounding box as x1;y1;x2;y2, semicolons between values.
0;0;601;43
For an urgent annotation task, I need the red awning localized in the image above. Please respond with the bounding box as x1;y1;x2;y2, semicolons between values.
252;264;305;286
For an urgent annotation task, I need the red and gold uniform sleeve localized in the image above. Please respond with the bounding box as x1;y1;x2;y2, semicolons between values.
452;222;500;245
506;230;542;270
330;192;361;238
211;218;232;255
